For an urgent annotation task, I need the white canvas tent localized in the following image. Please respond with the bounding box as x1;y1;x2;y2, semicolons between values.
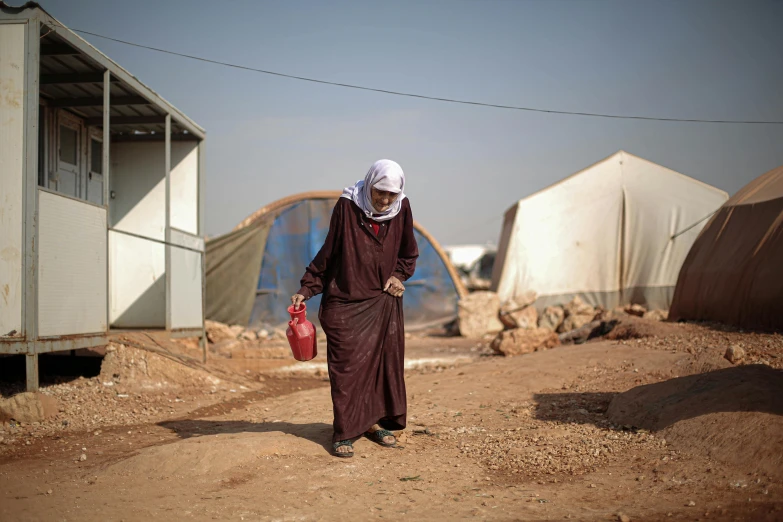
490;151;729;311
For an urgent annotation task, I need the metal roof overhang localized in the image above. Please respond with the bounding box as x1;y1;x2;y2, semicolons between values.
0;2;205;140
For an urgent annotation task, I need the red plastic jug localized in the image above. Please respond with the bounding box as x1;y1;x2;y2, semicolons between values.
286;303;318;361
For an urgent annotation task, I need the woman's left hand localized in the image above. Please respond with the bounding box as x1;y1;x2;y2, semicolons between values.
384;276;405;297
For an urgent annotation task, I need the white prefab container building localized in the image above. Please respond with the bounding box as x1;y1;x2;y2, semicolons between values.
490;151;729;311
0;2;207;390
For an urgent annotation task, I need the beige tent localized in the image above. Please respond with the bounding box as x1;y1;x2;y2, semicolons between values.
670;165;783;331
491;151;729;310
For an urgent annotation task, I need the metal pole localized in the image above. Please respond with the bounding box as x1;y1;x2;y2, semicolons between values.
103;69;111;335
23;17;41;391
198;140;207;363
164;114;172;332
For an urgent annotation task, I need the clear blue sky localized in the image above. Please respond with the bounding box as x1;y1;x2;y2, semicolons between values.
40;0;783;244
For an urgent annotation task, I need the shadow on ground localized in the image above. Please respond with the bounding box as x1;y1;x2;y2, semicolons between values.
0;352;103;394
158;419;334;452
533;365;783;431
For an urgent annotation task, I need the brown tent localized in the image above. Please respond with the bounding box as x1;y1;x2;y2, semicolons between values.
669;165;783;331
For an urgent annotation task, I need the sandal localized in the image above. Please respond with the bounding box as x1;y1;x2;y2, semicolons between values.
332;439;354;458
364;428;397;447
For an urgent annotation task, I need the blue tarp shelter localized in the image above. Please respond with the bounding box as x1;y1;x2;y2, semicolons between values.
206;192;466;331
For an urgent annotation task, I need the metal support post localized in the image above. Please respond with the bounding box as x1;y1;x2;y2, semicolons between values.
25;353;39;392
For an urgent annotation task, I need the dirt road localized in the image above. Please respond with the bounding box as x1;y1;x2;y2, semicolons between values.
1;324;782;521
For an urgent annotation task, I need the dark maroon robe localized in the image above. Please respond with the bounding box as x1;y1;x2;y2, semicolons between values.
297;197;419;442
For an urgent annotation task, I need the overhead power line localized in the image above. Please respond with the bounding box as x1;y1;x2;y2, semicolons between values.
66;27;783;125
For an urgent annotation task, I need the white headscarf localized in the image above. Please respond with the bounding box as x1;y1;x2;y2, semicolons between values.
341;159;407;222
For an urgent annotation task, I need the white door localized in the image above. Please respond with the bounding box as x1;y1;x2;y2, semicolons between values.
55;111;82;198
87;135;104;205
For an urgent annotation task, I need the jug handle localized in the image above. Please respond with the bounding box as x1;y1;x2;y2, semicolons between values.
290;317;301;340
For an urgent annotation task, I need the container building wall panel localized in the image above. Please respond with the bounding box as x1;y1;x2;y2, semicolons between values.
38;191;107;337
109;231;166;328
170;141;199;235
170;246;203;329
0;24;25;338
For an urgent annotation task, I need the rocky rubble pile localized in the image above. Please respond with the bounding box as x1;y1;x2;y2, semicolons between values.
0;342;252;453
206;320;276;344
0;377;195;452
457;290;670;357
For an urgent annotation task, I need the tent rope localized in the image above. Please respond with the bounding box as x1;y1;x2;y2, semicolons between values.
670;208;721;240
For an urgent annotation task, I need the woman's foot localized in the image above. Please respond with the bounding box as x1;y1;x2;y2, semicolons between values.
332;439;354;458
364;424;397;447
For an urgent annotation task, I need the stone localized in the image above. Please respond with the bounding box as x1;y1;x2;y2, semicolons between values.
564;296;594;317
79;453;87;461
490;327;560;356
500;306;538;330
240;330;257;341
724;345;745;364
228;325;245;338
643;309;668;322
624;304;647;317
538;306;565;332
500;291;538;313
458;291;505;338
0;393;59;423
205;320;236;344
618;514;631;522
559;313;595;334
559;320;603;344
558;319;619;344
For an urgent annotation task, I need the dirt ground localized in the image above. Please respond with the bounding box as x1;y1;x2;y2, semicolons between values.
1;319;782;521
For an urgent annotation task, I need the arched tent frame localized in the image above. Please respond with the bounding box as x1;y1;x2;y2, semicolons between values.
205;191;467;332
235;191;467;299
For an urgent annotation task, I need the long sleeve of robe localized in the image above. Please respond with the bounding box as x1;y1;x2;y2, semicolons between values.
297;197;419;442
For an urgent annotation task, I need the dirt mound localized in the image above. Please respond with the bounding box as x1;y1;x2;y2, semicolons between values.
100;343;225;392
608;364;783;479
103;429;326;481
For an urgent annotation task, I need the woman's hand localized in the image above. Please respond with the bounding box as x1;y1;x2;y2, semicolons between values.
291;294;306;310
384;276;405;297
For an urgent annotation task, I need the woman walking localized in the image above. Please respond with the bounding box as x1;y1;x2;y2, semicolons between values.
291;159;418;457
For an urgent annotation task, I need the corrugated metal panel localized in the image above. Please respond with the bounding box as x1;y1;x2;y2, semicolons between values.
109;230;165;328
38;190;107;336
170;141;199;235
247;199;459;330
170;246;203;329
0;23;25;338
